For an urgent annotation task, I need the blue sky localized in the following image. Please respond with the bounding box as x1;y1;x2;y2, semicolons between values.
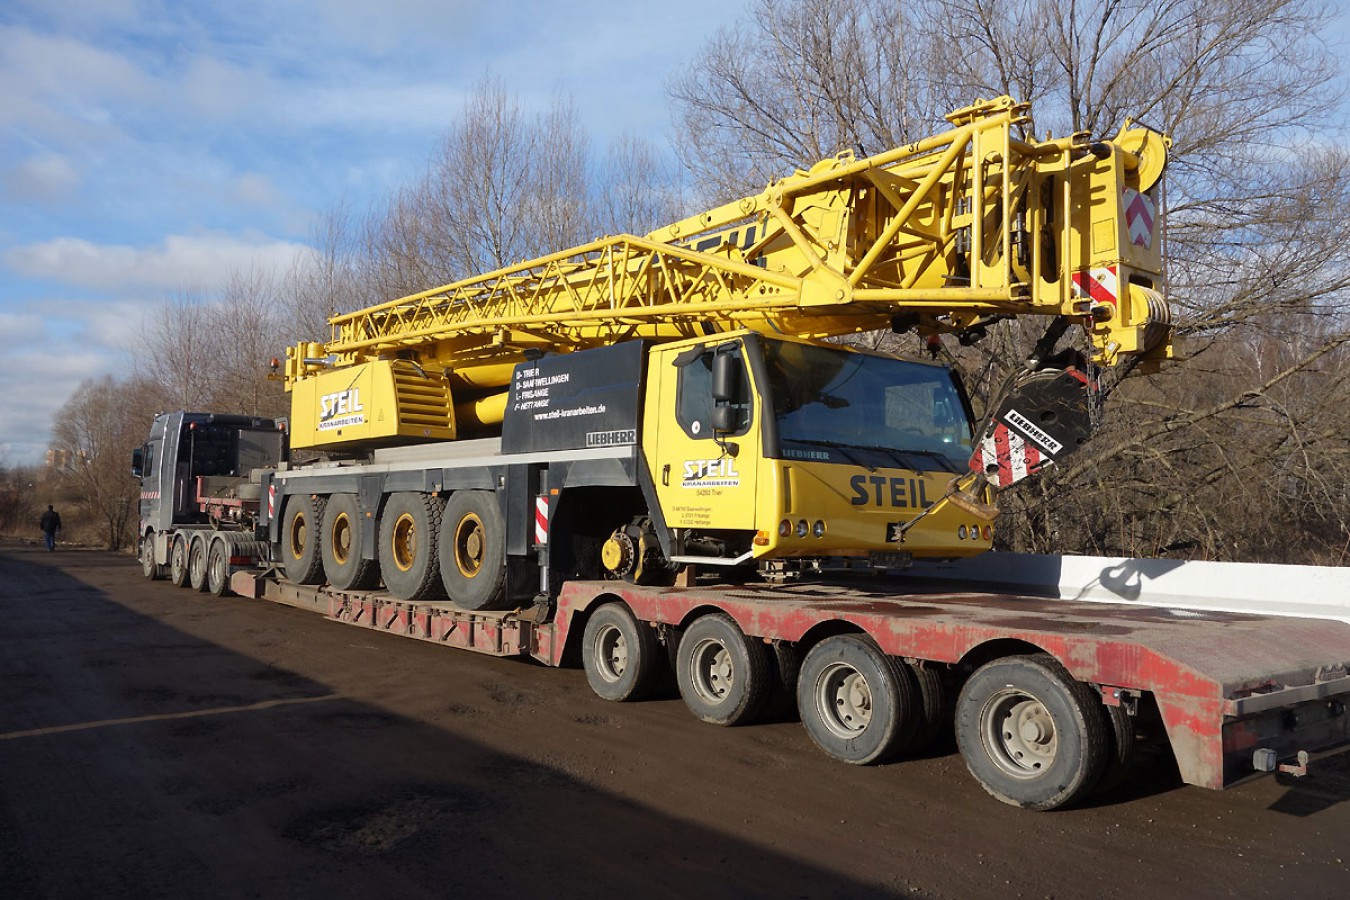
0;0;749;466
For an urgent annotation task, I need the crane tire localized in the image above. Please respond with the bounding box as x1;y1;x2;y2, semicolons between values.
188;535;210;592
281;494;326;585
378;492;445;601
169;534;191;587
439;491;507;610
321;493;380;591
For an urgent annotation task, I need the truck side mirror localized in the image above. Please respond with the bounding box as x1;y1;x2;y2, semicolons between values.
711;405;737;434
711;351;740;403
130;447;144;478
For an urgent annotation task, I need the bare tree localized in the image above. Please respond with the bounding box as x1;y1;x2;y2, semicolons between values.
51;375;171;550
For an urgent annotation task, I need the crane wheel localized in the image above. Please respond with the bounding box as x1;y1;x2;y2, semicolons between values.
281;495;326;585
321;493;381;591
206;539;232;597
439;491;508;610
379;492;446;601
140;534;163;580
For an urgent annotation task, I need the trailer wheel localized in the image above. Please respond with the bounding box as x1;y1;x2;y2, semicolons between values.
169;534;190;587
1093;701;1137;798
582;603;662;702
676;613;771;726
206;539;232;597
188;536;210;592
379;492;445;601
140;535;163;580
955;653;1109;810
798;635;919;765
281;495;326;585
322;493;381;591
907;661;949;753
439;491;507;610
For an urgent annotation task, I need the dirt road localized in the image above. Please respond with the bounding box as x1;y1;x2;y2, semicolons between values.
1;544;1347;899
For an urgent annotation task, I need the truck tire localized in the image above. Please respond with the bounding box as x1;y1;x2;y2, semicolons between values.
379;492;445;601
1093;701;1137;798
188;535;210;592
206;539;232;597
322;493;380;591
582;602;662;702
169;534;190;587
140;534;163;580
439;491;507;610
955;653;1109;811
797;634;919;765
281;495;326;585
676;613;771;726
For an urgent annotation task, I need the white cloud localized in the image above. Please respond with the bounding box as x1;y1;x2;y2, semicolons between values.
4;232;316;292
2;154;81;201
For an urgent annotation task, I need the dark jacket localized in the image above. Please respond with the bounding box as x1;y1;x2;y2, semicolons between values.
39;509;61;534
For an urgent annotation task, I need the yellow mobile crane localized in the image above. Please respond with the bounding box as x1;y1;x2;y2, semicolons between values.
136;99;1350;812
278;95;1169;597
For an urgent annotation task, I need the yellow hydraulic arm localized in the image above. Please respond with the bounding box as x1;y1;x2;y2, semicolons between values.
285;96;1170;449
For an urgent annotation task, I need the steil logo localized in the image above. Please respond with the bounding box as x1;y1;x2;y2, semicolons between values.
682;457;740;488
318;389;365;431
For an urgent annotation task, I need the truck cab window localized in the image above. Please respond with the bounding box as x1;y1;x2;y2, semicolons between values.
676;345;752;439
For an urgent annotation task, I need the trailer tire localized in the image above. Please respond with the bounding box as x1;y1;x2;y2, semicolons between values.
281;495;326;585
439;491;507;610
1093;701;1137;798
908;662;949;753
676;613;771;726
379;492;445;601
188;536;210;592
798;635;920;765
582;603;662;702
955;653;1109;811
140;534;163;580
206;539;231;597
322;493;381;591
169;534;190;587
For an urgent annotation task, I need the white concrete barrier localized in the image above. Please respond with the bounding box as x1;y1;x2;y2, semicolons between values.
897;553;1350;624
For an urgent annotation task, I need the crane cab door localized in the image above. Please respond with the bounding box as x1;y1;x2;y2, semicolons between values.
643;339;763;535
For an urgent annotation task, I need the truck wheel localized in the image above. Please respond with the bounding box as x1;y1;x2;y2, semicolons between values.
797;634;919;765
281;495;326;585
439;491;507;610
379;492;445;601
582;603;662;702
322;493;381;591
676;613;771;726
206;539;232;597
169;534;190;587
140;535;163;580
188;536;210;592
955;653;1109;810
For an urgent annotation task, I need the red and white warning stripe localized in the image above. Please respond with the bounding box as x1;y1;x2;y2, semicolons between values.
971;422;1050;489
534;495;549;546
1072;265;1119;309
1122;188;1157;248
267;483;276;519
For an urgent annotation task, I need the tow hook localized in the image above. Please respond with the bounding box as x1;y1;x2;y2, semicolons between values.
1253;748;1309;777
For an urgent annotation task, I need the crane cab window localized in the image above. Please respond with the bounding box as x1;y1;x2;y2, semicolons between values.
675;344;752;440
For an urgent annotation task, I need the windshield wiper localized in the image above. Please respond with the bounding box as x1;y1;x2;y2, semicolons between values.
789;439;962;474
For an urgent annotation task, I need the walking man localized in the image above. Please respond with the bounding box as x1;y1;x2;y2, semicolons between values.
39;505;61;551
